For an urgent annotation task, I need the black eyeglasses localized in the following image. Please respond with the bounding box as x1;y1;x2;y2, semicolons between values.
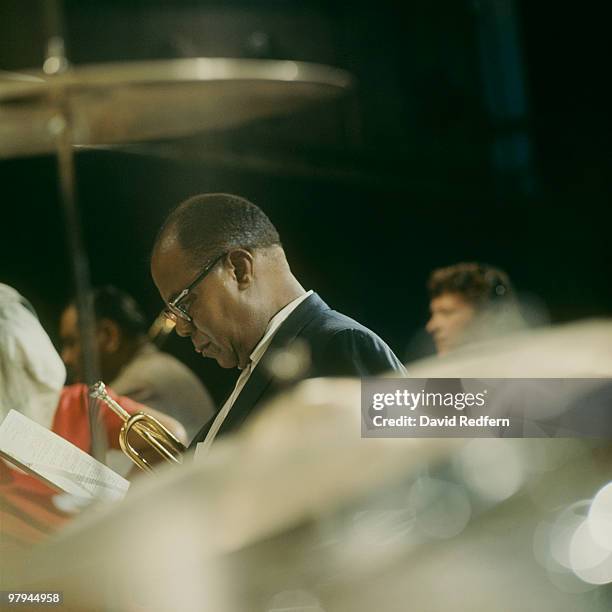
163;253;226;324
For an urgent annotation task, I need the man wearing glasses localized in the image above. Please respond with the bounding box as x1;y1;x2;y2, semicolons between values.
151;193;405;454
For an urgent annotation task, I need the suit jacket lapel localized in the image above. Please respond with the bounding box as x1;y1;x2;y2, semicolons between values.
216;361;273;436
216;293;329;437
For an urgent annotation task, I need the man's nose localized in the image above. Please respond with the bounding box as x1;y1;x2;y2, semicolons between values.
60;346;73;365
425;315;438;335
174;317;193;338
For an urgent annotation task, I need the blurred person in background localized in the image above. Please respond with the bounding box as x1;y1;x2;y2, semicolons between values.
426;262;526;356
0;283;186;549
60;285;215;443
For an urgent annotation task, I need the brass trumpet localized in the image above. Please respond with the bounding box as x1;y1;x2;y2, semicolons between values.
89;381;185;472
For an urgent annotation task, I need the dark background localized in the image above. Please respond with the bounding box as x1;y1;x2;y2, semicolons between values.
1;0;610;404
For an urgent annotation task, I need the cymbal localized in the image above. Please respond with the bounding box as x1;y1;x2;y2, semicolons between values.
3;376;607;610
4;323;612;610
0;58;353;159
406;319;612;378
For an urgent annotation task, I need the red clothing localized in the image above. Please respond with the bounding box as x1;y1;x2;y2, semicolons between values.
0;384;142;548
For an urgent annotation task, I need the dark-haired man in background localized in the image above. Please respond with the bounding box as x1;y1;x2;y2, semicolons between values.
426;262;525;356
60;286;215;442
151;193;406;454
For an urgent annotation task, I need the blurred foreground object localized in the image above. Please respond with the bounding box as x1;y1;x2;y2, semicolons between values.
3;321;612;610
410;319;612;378
0;284;65;429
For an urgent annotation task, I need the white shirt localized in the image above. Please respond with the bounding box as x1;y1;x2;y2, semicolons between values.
0;284;66;430
195;290;313;458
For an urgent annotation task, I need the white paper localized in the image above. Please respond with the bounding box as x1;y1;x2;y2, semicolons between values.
0;409;129;502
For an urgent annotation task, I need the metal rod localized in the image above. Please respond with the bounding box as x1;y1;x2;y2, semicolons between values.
53;108;106;462
42;0;106;463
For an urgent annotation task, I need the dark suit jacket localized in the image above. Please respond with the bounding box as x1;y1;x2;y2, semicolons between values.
189;293;405;448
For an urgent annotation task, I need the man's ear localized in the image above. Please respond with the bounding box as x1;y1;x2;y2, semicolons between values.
97;318;121;353
227;250;254;289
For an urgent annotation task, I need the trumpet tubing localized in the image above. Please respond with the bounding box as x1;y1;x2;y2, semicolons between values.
89;381;185;472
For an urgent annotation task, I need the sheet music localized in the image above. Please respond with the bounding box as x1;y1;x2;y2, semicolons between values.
0;409;129;502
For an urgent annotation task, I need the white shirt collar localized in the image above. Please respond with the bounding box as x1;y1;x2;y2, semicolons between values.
248;290;314;368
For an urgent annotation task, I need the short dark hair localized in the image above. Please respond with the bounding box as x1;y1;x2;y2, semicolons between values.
154;193;282;266
427;262;515;308
87;286;147;338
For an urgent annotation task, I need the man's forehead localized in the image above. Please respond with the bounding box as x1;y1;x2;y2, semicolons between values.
60;304;78;331
60;304;71;319
431;293;472;310
151;236;198;301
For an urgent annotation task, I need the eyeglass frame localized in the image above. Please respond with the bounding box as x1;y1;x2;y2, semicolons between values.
163;252;227;324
